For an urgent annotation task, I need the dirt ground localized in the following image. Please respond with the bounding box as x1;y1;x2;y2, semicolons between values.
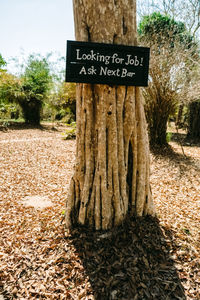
0;123;199;299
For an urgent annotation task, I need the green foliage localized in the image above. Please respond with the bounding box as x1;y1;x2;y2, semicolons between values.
139;12;189;43
166;132;172;143
138;12;184;36
62;122;76;140
59;82;76;122
137;0;200;39
47;82;76;123
0;54;6;71
138;12;197;53
0;102;21;120
0;53;76;125
19;55;52;124
22;55;52;97
0;54;52;124
0;72;22;105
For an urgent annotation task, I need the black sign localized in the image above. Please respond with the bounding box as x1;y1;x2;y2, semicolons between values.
65;40;150;87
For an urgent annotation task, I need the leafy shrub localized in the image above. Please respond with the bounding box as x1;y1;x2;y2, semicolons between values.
0;54;53;125
62;122;76;140
19;55;52;124
47;82;76;123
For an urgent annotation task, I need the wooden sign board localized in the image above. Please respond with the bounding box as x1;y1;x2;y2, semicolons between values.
65;40;150;87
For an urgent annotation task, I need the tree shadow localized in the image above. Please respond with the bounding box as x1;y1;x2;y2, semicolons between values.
170;132;200;147
69;217;186;299
150;143;200;174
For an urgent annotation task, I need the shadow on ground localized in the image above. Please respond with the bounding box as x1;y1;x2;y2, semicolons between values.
150;143;200;174
170;131;200;147
70;217;186;299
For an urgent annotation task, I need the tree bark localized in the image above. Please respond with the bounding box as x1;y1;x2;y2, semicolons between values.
148;108;168;146
187;101;200;141
65;0;155;230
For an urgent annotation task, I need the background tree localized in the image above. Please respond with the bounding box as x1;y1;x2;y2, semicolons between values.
0;68;23;120
0;54;53;125
47;82;76;123
187;101;200;140
185;63;200;140
0;54;8;117
19;55;53;125
138;12;198;145
0;54;6;71
138;0;200;142
65;0;155;230
137;0;200;38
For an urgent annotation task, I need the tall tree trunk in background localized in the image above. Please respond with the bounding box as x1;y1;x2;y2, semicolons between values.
65;0;155;230
176;104;184;127
187;101;200;141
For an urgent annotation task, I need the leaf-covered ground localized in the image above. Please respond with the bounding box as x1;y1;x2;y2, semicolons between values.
0;123;199;299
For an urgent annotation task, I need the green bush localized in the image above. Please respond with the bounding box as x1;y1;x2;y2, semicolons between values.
46;82;76;123
62;122;76;140
0;54;53;125
19;55;52;124
0;102;22;120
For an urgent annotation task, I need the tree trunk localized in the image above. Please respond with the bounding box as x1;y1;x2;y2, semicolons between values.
20;98;42;125
187;101;200;141
176;104;184;127
149;110;168;146
65;0;155;230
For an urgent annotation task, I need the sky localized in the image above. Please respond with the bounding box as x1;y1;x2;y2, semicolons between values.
0;0;74;73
